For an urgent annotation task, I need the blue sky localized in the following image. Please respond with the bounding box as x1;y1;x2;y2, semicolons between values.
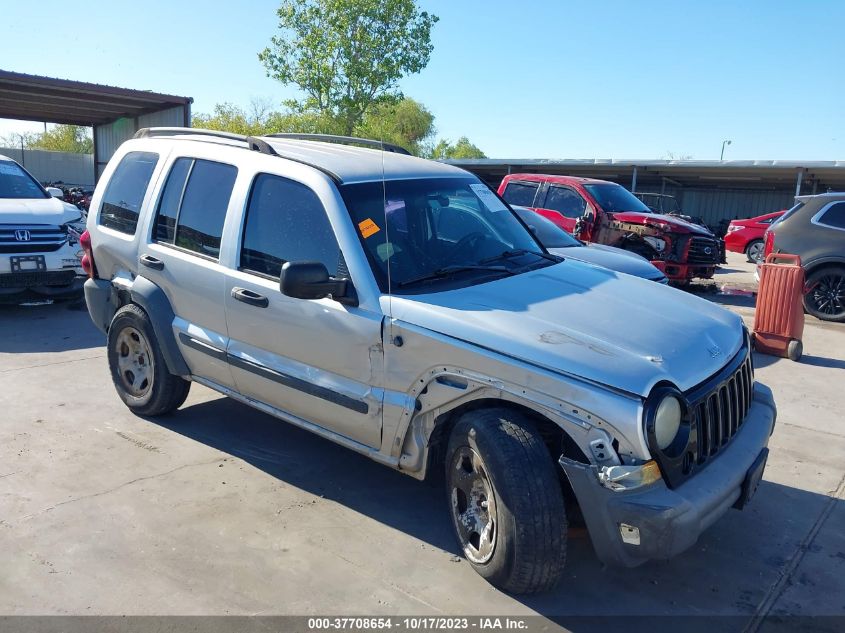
1;0;842;160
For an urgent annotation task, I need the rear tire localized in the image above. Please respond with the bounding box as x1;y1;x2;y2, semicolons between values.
445;408;567;594
803;266;845;322
746;239;764;264
107;304;190;416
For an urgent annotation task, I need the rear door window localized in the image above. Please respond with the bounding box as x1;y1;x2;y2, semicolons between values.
153;158;237;259
817;201;845;229
240;174;341;278
544;185;587;218
99;151;159;234
501;181;539;206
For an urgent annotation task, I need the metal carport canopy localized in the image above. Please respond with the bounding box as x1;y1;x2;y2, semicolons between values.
447;158;845;192
0;69;191;126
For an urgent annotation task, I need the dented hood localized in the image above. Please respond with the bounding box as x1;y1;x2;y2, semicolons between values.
0;196;82;225
389;260;744;397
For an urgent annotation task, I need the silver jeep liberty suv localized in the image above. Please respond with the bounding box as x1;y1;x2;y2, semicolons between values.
83;128;777;594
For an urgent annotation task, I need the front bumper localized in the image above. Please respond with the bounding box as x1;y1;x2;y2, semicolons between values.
661;262;717;282
0;273;84;302
560;382;776;567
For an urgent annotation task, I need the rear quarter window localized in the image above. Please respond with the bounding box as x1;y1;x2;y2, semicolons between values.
99;151;159;235
99;152;158;235
816;201;845;230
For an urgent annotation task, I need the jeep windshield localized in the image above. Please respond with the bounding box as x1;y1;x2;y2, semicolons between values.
340;177;556;293
585;183;652;213
0;161;49;199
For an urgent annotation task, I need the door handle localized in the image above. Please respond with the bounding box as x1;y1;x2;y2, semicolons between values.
139;254;164;270
231;287;269;308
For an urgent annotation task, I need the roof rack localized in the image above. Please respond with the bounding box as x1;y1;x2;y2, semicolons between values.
134;127;278;156
266;133;412;156
133;127;342;183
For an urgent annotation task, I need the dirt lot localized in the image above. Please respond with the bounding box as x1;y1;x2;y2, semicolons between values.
1;265;843;627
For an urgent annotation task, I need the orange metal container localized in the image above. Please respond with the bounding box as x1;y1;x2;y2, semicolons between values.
753;253;805;361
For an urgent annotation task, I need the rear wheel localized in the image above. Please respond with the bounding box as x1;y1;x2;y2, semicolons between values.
107;304;191;415
445;408;567;594
746;239;764;264
803;266;845;322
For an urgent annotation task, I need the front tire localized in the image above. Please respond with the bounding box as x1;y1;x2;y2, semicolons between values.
445;408;567;594
107;304;191;415
803;266;845;322
746;239;764;264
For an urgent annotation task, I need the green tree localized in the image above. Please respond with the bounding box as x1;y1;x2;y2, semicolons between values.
192;100;346;136
429;136;486;160
192;101;273;136
11;125;94;153
355;97;434;155
259;0;438;135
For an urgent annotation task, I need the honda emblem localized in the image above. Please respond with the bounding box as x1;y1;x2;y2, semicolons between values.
14;229;31;242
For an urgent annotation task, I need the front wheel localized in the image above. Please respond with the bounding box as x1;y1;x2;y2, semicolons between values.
445;409;567;594
746;239;764;264
107;304;191;415
803;266;845;322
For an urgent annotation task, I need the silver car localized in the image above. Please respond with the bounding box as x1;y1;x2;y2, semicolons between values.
83;129;776;594
511;205;668;283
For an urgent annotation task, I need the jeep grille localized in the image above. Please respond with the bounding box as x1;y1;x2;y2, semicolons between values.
690;352;754;465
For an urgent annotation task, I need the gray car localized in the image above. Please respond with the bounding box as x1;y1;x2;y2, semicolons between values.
512;205;668;283
767;193;845;322
83;128;776;594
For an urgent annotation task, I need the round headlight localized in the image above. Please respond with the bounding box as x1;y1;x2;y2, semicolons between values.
654;395;682;450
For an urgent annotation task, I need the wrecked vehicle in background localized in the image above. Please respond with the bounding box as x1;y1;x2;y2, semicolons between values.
500;174;722;284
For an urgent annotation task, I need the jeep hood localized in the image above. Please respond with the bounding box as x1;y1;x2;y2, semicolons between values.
388;260;744;397
611;211;714;236
0;197;82;225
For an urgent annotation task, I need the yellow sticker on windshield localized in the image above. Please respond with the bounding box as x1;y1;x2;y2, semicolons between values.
358;218;381;238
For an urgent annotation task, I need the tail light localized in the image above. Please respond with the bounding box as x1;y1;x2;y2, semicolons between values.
79;229;98;279
763;228;775;259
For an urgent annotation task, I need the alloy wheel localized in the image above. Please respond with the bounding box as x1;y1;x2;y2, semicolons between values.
807;273;845;318
747;241;764;263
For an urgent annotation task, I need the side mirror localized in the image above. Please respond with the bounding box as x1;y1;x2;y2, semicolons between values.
280;261;357;306
47;187;64;198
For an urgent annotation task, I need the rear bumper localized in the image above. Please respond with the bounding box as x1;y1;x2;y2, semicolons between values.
83;277;115;334
560;383;776;567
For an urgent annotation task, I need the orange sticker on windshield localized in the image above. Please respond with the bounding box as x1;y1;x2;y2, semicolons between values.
358;218;381;238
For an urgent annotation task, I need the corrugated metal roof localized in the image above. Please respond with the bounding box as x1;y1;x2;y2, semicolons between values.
449;158;845;190
0;69;192;126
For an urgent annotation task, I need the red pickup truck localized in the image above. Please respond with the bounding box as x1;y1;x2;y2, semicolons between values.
498;174;721;284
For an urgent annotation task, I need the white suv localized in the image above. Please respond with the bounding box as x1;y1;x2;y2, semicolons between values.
83;128;777;593
0;155;85;303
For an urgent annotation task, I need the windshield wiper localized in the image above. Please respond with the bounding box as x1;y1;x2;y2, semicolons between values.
479;249;561;264
397;265;513;288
